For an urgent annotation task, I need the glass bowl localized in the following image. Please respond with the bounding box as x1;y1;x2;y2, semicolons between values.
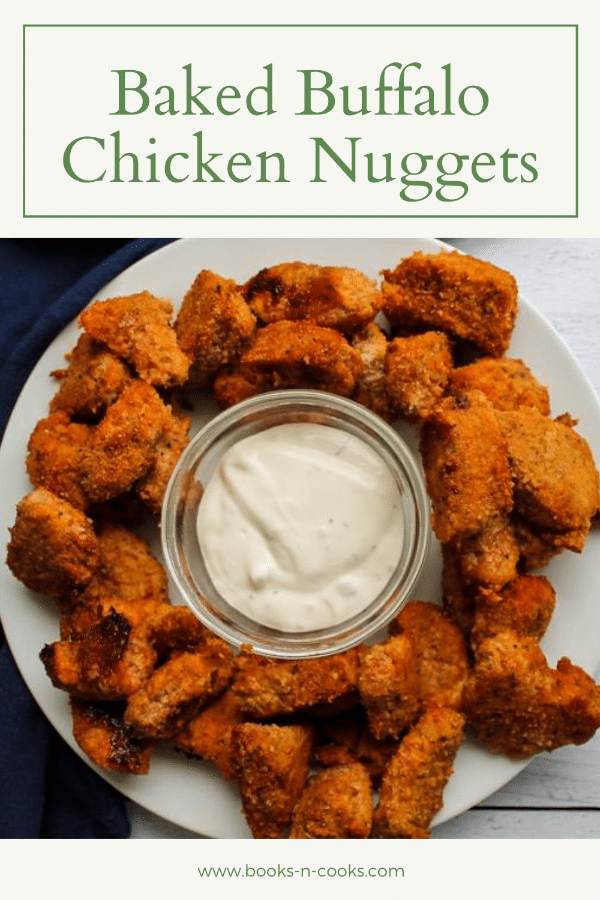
161;390;429;659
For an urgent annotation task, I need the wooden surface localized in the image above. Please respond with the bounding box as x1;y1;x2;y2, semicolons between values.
128;238;600;840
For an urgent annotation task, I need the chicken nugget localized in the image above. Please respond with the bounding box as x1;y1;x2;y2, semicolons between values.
26;412;92;510
50;334;133;419
471;575;556;646
454;514;521;592
232;722;315;839
124;642;235;739
148;604;213;658
70;698;155;774
351;322;394;421
290;762;373;839
135;406;191;514
440;543;478;636
175;270;256;387
212;369;268;409
232;648;360;719
465;630;600;758
420;392;513;543
449;357;550;414
245;261;382;334
498;408;600;537
59;596;168;641
7;488;99;601
384;331;453;423
373;706;465;839
82;381;171;504
390;601;469;711
511;513;581;571
358;634;420;739
382;250;518;357
238;321;363;399
170;687;245;780
79;291;190;387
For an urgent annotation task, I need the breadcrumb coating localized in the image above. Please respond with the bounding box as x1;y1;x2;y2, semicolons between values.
26;412;92;510
358;634;420;739
385;331;454;423
50;334;133;419
70;698;154;774
290;762;373;839
449;357;550;414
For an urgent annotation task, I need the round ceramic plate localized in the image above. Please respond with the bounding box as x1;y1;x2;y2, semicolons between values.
1;238;600;838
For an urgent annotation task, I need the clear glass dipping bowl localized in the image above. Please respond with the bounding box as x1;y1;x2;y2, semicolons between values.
161;390;429;659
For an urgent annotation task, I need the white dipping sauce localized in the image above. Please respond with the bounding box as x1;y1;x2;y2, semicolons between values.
196;422;403;632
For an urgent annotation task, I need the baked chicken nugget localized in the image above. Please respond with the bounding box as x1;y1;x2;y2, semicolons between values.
498;408;600;539
384;331;453;423
232;722;315;839
245;261;382;334
373;706;465;839
175;269;256;387
70;698;155;774
170;686;245;780
390;601;469;712
382;250;518;357
351;322;394;421
7;488;99;602
135;406;191;514
26;412;92;510
232;649;360;719
471;574;556;646
50;334;133;419
454;514;521;592
79;291;190;387
465;630;600;758
358;634;420;740
290;762;373;839
124;642;235;739
449;357;550;414
420;392;513;543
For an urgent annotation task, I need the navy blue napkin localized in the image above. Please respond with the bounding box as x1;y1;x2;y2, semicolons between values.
0;238;174;838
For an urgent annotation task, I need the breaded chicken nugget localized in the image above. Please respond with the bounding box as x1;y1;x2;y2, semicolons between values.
70;698;155;774
7;488;99;601
290;762;373;839
390;601;469;711
454;514;521;592
82;381;172;504
232;649;360;719
382;250;518;357
147;604;213;658
59;596;168;641
384;331;453;423
498;408;600;537
465;630;600;758
471;575;556;646
232;722;315;839
237;321;363;399
212;369;268;409
175;270;256;387
449;357;550;414
440;543;478;636
511;514;580;571
373;706;465;839
136;406;190;514
124;642;235;739
170;687;245;780
420;392;513;543
26;412;92;510
358;634;420;740
245;262;382;334
351;322;394;421
50;334;133;419
79;291;190;387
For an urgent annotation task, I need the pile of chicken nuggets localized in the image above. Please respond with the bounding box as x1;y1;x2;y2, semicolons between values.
6;248;600;839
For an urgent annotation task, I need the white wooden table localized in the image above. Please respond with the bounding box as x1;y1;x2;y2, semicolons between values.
128;238;600;839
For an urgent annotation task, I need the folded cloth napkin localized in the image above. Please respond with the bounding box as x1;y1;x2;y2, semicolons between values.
0;238;174;838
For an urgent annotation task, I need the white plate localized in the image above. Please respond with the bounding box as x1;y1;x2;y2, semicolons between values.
2;238;600;839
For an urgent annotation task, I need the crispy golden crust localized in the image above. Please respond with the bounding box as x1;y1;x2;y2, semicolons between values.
245;262;382;334
358;635;420;739
465;630;600;758
50;334;133;419
420;392;513;543
454;514;521;592
170;687;245;780
124;643;235;739
232;722;315;839
351;323;394;421
70;698;154;774
498;408;600;536
59;597;168;641
390;601;469;711
7;488;99;601
26;412;92;510
290;762;373;839
135;407;191;514
382;250;518;357
471;575;556;646
147;605;213;658
232;649;360;719
449;357;550;414
212;369;268;408
79;291;190;387
384;332;453;423
373;706;465;839
511;514;581;571
175;270;256;387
